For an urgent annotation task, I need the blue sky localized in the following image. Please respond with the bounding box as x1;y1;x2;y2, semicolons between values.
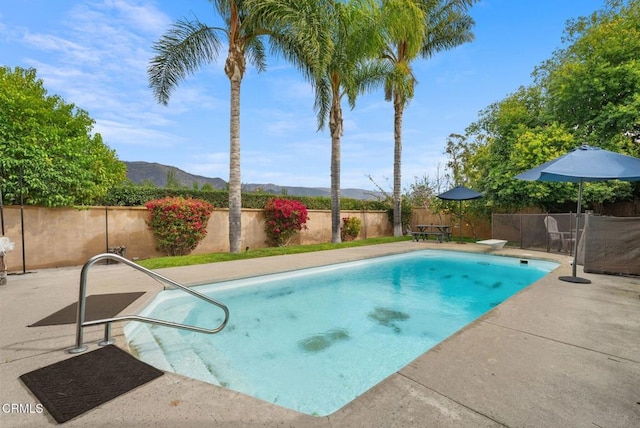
1;0;607;191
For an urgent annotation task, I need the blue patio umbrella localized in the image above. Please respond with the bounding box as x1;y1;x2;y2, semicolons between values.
437;185;483;201
515;144;640;283
437;185;483;241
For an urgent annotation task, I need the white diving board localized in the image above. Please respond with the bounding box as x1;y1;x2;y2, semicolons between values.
476;239;508;250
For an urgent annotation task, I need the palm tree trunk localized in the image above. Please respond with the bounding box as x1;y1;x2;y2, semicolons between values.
329;96;343;243
226;45;245;253
393;94;404;237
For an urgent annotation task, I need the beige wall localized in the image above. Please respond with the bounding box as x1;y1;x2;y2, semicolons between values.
0;206;393;270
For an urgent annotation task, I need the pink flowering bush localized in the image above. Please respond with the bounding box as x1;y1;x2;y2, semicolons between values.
145;197;214;256
263;198;309;246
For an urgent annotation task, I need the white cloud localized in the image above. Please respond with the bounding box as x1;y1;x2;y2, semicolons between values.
22;32;88;56
95;119;182;148
0;0;456;191
102;0;171;35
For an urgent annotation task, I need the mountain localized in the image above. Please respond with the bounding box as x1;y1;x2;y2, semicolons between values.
124;161;381;200
124;161;227;189
240;183;381;200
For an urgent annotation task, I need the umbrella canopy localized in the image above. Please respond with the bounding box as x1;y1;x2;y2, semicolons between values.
436;185;483;201
437;186;483;241
516;144;640;183
515;144;640;283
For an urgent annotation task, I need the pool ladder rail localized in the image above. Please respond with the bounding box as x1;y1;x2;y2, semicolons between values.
69;253;229;354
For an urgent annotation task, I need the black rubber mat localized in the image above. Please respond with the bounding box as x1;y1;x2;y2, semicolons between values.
20;345;163;424
29;292;145;327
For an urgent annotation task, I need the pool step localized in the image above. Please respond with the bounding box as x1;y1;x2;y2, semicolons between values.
149;327;221;385
125;324;174;372
190;339;254;393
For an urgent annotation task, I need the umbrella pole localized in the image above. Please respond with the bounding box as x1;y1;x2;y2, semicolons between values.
560;178;590;284
459;200;462;242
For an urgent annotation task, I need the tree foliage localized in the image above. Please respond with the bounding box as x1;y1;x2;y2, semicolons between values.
459;0;639;211
102;183;389;210
536;0;640;145
379;0;477;236
149;0;331;253
310;0;390;243
0;66;125;206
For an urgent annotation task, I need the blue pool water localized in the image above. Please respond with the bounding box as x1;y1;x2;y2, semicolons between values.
125;250;558;416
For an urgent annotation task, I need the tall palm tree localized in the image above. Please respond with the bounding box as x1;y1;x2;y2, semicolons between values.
312;0;390;243
380;0;477;236
148;0;329;253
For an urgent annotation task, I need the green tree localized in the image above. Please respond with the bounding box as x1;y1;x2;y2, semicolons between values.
462;0;639;210
406;169;447;208
141;178;157;188
380;0;477;236
466;86;570;209
148;0;329;253
311;0;389;243
535;0;640;148
467;88;634;210
0;66;125;206
444;132;476;185
166;169;181;189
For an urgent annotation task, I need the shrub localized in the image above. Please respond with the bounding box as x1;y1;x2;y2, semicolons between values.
145;197;214;256
341;216;362;240
102;185;390;210
263;198;309;246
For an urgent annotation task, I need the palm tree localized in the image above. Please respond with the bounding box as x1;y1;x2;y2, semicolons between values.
380;0;477;236
148;0;329;253
312;0;390;243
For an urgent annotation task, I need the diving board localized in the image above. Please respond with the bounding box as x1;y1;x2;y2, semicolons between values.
476;239;508;250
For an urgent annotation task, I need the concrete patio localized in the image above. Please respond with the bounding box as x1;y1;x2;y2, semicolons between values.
1;241;639;427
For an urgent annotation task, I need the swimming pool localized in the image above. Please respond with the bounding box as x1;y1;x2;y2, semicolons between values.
125;250;558;416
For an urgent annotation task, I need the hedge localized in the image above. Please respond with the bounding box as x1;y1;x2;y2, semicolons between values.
99;185;390;211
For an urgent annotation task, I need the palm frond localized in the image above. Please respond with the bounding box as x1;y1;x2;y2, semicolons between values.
380;0;426;58
244;37;267;72
422;12;475;57
211;0;234;27
314;75;332;131
383;59;417;106
148;19;223;105
245;0;335;82
420;0;477;57
347;59;392;109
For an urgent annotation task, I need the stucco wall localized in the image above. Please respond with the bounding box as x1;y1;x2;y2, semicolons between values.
0;206;393;270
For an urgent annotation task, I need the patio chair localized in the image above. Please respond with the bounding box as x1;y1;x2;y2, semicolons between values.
544;216;575;253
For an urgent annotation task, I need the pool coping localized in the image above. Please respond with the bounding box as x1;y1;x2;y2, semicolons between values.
1;241;639;427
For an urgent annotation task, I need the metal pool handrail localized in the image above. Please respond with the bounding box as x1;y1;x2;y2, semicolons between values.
69;253;229;354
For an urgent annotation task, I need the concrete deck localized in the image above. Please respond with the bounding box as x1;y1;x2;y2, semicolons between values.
1;241;639;427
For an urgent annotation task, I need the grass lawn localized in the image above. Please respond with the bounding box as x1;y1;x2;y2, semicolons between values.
137;236;413;270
